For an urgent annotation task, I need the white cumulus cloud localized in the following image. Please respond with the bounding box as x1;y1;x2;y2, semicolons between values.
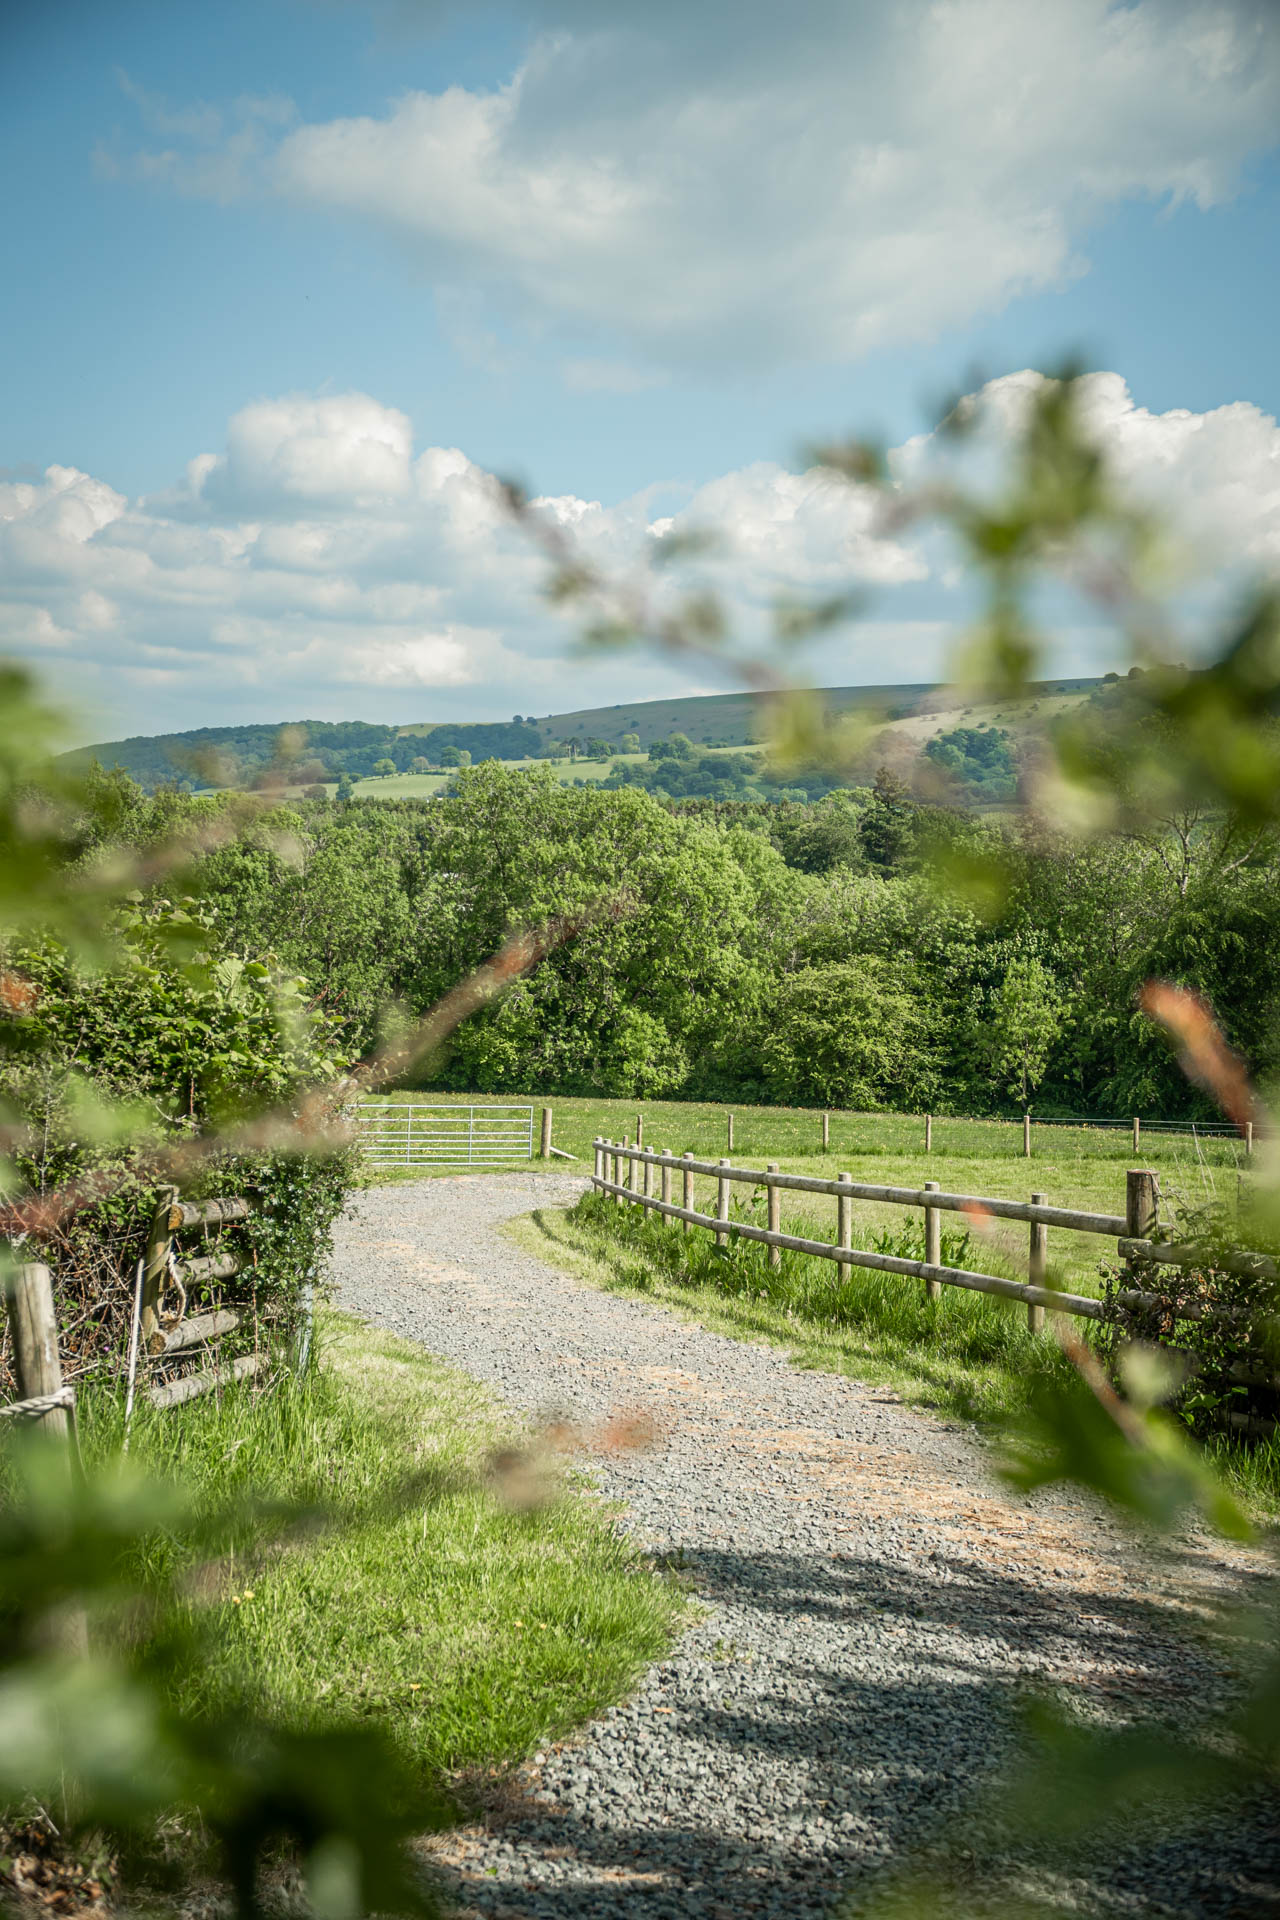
116;1;1280;372
1;371;1278;737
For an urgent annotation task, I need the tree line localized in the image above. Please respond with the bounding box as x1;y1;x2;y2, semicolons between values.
78;735;1280;1118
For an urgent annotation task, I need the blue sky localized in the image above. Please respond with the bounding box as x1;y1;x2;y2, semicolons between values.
4;1;1280;740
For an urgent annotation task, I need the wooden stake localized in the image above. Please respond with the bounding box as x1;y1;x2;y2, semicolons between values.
682;1153;694;1233
1023;1112;1031;1159
716;1158;731;1246
925;1113;932;1153
540;1107;553;1158
1028;1192;1047;1335
1126;1168;1159;1243
660;1152;672;1212
837;1173;852;1256
1132;1115;1140;1154
642;1151;653;1200
923;1180;941;1302
822;1111;830;1153
1246;1120;1254;1157
727;1112;734;1152
140;1183;179;1348
636;1113;644;1149
767;1163;781;1269
8;1263;69;1442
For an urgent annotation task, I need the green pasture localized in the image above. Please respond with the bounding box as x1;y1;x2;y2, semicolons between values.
360;1091;1249;1295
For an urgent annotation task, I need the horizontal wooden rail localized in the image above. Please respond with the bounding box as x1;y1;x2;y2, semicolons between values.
605;1143;1128;1236
1118;1237;1277;1281
149;1308;241;1356
172;1196;251;1230
149;1352;262;1411
591;1175;1105;1320
173;1251;241;1285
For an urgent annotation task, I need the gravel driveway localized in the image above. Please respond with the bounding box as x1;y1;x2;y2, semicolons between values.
331;1172;1277;1920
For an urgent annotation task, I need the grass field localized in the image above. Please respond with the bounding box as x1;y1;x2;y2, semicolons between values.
360;1092;1250;1296
81;1311;685;1786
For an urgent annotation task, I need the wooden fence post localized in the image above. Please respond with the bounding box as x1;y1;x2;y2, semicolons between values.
1028;1192;1047;1335
1023;1113;1031;1159
660;1151;672;1214
822;1111;830;1153
1126;1168;1159;1243
925;1113;932;1154
636;1113;644;1149
923;1180;941;1302
140;1183;179;1349
767;1163;781;1269
1132;1115;1140;1154
614;1141;625;1208
9;1263;70;1443
643;1150;653;1201
1246;1120;1254;1157
716;1158;731;1246
837;1172;852;1262
593;1137;603;1184
540;1107;553;1159
682;1153;694;1233
727;1112;734;1152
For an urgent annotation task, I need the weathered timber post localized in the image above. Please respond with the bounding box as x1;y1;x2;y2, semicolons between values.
727;1112;734;1152
822;1111;830;1153
716;1158;731;1246
660;1151;672;1214
140;1184;179;1349
923;1179;941;1302
1126;1168;1159;1245
642;1151;653;1201
682;1154;694;1233
767;1163;781;1270
614;1141;626;1208
593;1137;603;1184
1028;1192;1047;1335
925;1113;932;1154
837;1172;852;1263
540;1107;553;1159
8;1263;70;1443
1246;1120;1254;1157
1023;1113;1031;1159
1132;1115;1140;1154
636;1113;644;1149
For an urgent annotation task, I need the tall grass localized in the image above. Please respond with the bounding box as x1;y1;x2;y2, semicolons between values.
77;1312;686;1781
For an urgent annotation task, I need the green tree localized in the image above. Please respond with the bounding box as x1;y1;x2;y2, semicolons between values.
619;732;641;754
372;757;397;778
988;952;1064;1106
335;770;355;802
759;958;933;1109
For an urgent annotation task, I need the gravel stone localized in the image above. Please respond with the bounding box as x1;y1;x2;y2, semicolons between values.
332;1172;1279;1918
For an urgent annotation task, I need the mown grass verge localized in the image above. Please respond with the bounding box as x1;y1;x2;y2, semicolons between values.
80;1309;686;1785
508;1194;1280;1520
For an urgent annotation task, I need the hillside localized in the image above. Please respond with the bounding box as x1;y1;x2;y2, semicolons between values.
64;677;1101;792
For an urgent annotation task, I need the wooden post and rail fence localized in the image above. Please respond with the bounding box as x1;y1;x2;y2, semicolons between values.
590;1139;1274;1335
2;1185;289;1440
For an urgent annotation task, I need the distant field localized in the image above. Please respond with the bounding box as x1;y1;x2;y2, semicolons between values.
359;1093;1249;1296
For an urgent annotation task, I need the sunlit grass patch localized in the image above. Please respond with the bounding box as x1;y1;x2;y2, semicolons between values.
79;1312;686;1783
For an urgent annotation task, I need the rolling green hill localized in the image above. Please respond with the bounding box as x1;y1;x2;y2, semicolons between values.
63;678;1101;792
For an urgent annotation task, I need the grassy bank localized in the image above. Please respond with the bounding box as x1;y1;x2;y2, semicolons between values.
81;1311;686;1783
508;1194;1280;1519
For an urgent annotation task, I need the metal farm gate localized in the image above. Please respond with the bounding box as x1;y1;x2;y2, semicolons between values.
357;1103;534;1167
